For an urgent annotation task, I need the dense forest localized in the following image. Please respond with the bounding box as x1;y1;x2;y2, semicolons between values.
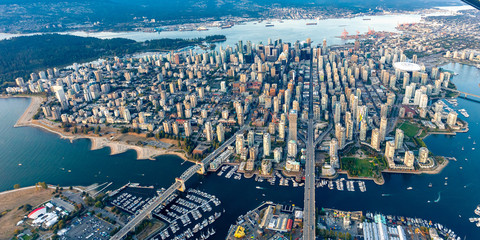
0;34;225;88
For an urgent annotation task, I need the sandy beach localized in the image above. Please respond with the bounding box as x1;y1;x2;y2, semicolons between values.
10;96;190;161
13;96;43;127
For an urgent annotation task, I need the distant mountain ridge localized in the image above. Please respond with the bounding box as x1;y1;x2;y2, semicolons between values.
0;0;468;33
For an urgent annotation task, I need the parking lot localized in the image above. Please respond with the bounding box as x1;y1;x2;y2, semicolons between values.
61;215;114;240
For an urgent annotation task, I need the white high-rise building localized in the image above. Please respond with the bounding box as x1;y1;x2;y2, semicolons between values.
205;122;213;142
334;102;341;123
236;134;244;154
53;85;68;108
360;119;367;141
395;129;404;149
288;110;298;141
222;109;229;119
220;81;227;92
278;120;285;141
419;94;428;108
123;109;131;122
184;121;192;137
288;140;297;157
446;111;458;127
385;141;395;159
413;89;423;105
172;122;180;135
404;151;415;167
371;128;380;151
247;130;255;147
379;117;387;142
217;123;225;142
329;138;338;158
263;132;271;156
419;147;429;164
163;121;171;134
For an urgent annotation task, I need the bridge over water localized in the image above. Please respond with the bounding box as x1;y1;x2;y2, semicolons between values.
111;125;248;240
442;87;480;99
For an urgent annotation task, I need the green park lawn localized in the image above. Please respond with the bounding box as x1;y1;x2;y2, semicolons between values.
341;157;383;178
398;121;420;138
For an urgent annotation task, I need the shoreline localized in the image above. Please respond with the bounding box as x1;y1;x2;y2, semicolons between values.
13;95;44;127
0;94;456;182
382;159;449;175
0;6;463;37
336;170;386;185
0;184;84;196
6;95;190;162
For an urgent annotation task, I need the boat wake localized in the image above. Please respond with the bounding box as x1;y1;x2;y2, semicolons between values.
434;191;441;203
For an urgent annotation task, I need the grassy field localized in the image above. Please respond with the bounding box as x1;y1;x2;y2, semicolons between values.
398;122;420;138
341;157;382;178
0;187;55;239
418;129;428;138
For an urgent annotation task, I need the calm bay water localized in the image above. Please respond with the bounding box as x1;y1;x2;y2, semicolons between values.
0;98;192;191
0;11;460;47
1;63;480;238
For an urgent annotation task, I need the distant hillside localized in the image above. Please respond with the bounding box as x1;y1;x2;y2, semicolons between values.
0;0;466;33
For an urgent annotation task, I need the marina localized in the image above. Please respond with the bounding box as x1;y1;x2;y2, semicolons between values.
107;183;223;240
218;165;363;190
316;179;367;192
152;189;222;240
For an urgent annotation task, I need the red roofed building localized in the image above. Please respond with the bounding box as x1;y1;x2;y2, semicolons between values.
286;219;293;231
28;206;46;219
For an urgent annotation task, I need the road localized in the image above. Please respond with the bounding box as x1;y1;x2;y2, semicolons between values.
111;124;249;240
303;50;316;240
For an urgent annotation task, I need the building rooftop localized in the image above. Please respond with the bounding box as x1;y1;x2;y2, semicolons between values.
393;62;421;72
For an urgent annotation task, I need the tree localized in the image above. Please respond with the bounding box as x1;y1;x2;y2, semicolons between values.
37;182;48;189
25;204;32;212
94;126;101;135
13;184;20;189
346;232;352;240
94;200;103;208
120;127;129;133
